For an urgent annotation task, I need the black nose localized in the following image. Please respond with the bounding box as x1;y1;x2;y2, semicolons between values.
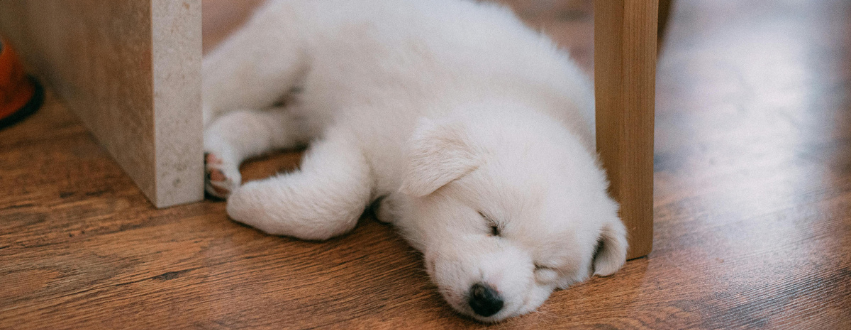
468;283;504;317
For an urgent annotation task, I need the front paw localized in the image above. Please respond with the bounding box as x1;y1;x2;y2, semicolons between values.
205;153;241;199
225;182;282;235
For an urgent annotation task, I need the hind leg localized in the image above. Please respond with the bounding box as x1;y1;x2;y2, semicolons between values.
204;107;312;198
203;0;311;126
202;2;317;197
226;128;373;240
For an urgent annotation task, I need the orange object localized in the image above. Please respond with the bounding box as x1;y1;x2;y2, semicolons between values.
0;39;43;129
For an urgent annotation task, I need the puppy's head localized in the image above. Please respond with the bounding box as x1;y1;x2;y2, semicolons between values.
397;109;627;322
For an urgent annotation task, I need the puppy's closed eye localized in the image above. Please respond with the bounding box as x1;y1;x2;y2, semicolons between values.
478;211;500;236
534;264;559;283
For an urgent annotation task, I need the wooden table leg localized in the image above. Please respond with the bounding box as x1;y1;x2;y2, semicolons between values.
0;0;204;208
594;0;658;259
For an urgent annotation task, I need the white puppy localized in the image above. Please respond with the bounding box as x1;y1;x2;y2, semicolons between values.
203;0;627;322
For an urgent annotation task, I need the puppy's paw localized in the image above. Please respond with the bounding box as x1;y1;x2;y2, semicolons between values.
205;153;241;199
225;182;283;235
225;183;258;224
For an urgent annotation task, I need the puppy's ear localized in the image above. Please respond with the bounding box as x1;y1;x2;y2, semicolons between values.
592;217;628;276
399;118;479;197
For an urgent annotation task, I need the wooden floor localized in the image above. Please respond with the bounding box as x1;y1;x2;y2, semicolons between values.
2;0;850;328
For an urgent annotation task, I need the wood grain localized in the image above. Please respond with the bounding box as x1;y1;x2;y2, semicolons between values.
0;0;203;208
1;0;850;329
594;0;658;259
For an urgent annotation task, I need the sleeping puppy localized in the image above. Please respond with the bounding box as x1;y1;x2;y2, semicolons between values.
203;0;627;322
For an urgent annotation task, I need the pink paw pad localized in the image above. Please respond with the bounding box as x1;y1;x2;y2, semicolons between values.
205;153;233;198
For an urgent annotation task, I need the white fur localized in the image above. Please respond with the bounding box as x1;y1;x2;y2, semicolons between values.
203;0;627;322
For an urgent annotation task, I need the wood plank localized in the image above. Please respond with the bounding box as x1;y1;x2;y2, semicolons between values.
594;0;658;259
0;0;203;208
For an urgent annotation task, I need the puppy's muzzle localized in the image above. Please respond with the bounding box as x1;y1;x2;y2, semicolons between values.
468;283;503;317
